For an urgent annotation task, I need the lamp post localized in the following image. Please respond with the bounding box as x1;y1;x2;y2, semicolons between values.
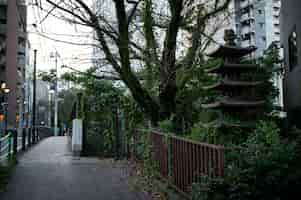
50;51;59;136
32;49;37;143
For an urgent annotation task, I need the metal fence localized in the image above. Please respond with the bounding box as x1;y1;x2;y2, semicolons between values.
0;127;53;165
0;133;13;164
133;129;225;193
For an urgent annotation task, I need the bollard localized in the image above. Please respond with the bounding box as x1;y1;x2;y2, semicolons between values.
22;128;26;151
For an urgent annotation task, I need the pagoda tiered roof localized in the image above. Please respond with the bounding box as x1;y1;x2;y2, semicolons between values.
202;80;264;90
205;62;259;74
202;98;265;109
201;120;257;129
207;45;257;58
203;29;266;122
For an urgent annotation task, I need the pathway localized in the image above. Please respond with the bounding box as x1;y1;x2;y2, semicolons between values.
1;137;148;200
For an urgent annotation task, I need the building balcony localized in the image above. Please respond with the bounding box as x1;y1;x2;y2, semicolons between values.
0;0;7;5
17;0;26;5
18;45;26;56
241;39;255;47
241;25;255;35
273;1;281;8
0;24;6;35
240;14;254;24
240;0;254;10
0;56;5;68
18;31;27;39
18;56;26;70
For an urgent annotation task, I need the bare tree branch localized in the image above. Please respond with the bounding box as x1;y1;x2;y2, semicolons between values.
127;0;142;27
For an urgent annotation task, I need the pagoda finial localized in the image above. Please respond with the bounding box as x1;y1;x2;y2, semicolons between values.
224;29;236;46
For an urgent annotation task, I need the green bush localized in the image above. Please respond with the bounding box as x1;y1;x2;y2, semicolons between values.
0;159;16;192
192;121;301;200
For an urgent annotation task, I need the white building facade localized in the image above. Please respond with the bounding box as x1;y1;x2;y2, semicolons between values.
233;0;283;107
234;0;281;56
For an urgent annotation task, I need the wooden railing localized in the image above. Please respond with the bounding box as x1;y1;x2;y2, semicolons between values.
171;135;224;192
133;129;225;193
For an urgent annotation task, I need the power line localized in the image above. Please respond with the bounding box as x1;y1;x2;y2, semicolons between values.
34;31;93;39
28;31;99;47
38;0;64;25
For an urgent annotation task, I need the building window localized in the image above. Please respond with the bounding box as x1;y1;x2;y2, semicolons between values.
258;9;263;14
289;28;298;71
259;22;264;28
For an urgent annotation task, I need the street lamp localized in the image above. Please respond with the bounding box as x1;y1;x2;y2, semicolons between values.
4;88;10;93
0;82;10;135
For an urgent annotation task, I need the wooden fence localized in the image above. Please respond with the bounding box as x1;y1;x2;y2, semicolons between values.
133;129;225;193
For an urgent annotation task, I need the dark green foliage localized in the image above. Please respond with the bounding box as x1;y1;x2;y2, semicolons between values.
192;121;301;200
61;69;146;156
185;43;283;143
257;42;283;113
84;80;124;156
39;69;57;84
58;89;77;127
0;159;16;192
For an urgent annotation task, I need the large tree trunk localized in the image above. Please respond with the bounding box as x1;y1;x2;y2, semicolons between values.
159;0;183;120
115;0;160;123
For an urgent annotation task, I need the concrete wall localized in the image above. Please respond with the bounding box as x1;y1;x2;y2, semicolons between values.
281;0;301;127
1;0;27;130
5;0;18;129
254;0;267;57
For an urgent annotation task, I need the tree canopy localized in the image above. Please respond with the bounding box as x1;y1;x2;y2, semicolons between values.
44;0;232;128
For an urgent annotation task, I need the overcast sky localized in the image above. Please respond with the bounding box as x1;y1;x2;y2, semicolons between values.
27;0;95;76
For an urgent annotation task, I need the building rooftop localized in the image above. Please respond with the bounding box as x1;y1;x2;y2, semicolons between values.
207;45;257;58
202;98;265;109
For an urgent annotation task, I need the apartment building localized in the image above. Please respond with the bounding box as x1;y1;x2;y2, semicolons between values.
234;0;281;56
233;0;283;107
0;0;28;131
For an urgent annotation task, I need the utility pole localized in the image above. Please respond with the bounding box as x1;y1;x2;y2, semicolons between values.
32;49;37;143
54;52;58;136
48;92;52;127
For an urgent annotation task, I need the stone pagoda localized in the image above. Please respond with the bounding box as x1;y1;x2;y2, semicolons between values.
202;29;266;126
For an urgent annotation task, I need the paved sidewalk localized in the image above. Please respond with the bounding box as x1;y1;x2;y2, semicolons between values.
1;137;149;200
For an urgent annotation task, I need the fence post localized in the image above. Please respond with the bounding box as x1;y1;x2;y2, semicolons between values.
32;127;35;144
133;129;137;160
119;110;126;158
22;128;26;150
28;127;31;146
114;107;121;160
167;134;173;180
13;130;17;155
35;127;39;142
8;133;12;159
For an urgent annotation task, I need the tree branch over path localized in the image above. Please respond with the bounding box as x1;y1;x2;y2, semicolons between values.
44;0;231;125
61;65;121;81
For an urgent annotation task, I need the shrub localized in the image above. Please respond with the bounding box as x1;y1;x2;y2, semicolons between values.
192;121;301;200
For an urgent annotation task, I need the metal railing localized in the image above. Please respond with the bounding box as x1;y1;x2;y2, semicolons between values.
133;129;225;194
0;127;53;165
0;133;13;164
